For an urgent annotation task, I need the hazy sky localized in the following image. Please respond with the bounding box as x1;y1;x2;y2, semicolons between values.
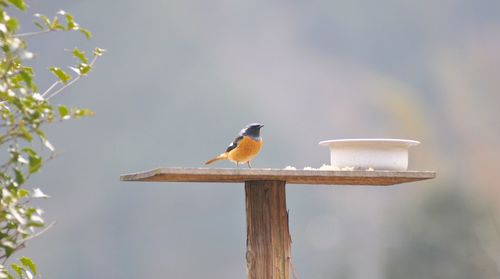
14;0;500;278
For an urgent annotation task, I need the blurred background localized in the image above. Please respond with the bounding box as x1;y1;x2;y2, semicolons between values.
13;0;500;278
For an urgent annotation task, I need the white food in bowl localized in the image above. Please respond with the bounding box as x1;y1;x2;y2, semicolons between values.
318;139;420;171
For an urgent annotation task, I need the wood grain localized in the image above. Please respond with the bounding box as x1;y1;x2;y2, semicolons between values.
245;180;291;279
120;167;436;186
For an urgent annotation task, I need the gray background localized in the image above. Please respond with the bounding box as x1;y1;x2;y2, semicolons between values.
11;0;500;278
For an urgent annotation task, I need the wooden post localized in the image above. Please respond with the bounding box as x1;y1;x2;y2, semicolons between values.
245;180;291;279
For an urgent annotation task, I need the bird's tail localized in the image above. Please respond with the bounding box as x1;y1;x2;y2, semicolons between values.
205;153;228;165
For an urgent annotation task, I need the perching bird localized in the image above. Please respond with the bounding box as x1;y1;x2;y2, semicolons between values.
205;123;264;168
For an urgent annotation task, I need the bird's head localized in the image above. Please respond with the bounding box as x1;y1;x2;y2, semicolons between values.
241;123;264;138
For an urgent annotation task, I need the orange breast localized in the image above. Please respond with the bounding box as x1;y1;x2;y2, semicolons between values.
227;136;263;164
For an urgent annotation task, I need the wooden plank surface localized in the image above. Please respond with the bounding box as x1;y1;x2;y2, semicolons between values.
120;167;436;186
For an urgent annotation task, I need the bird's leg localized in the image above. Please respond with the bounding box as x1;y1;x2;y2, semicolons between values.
236;162;239;169
247;161;252;168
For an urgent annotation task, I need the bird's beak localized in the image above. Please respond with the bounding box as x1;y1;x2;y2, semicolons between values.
259;124;264;128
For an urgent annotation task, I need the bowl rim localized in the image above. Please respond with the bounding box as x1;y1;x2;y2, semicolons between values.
318;138;420;147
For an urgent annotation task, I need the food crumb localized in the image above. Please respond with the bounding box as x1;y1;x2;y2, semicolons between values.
285;165;369;171
319;164;340;171
341;166;355;171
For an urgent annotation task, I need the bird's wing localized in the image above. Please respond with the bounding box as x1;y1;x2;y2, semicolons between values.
225;135;244;153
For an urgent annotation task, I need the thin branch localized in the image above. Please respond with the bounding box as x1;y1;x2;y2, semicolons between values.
23;221;56;243
46;75;79;100
0;221;56;264
47;55;99;100
14;29;52;38
40;81;60;98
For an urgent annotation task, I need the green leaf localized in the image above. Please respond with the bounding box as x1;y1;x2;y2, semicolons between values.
93;47;106;56
78;28;91;39
33;21;45;30
21;148;42;174
20;257;36;275
49;67;70;84
73;108;95;118
21;147;38;156
64;13;76;30
6;18;19;32
35;129;54;151
34;14;51;28
51;17;64;30
10;264;22;278
7;0;26;10
19;70;33;90
58;105;70;119
19;123;33;142
22;66;34;75
72;48;88;63
28;155;42;174
17;189;29;199
79;63;91;75
13;168;24;185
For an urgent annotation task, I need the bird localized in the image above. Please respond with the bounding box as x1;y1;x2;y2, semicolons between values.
205;123;264;168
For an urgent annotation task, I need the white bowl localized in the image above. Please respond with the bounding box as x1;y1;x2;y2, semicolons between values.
318;139;420;171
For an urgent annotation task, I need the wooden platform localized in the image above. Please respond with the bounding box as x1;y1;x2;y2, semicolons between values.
120;167;436;186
